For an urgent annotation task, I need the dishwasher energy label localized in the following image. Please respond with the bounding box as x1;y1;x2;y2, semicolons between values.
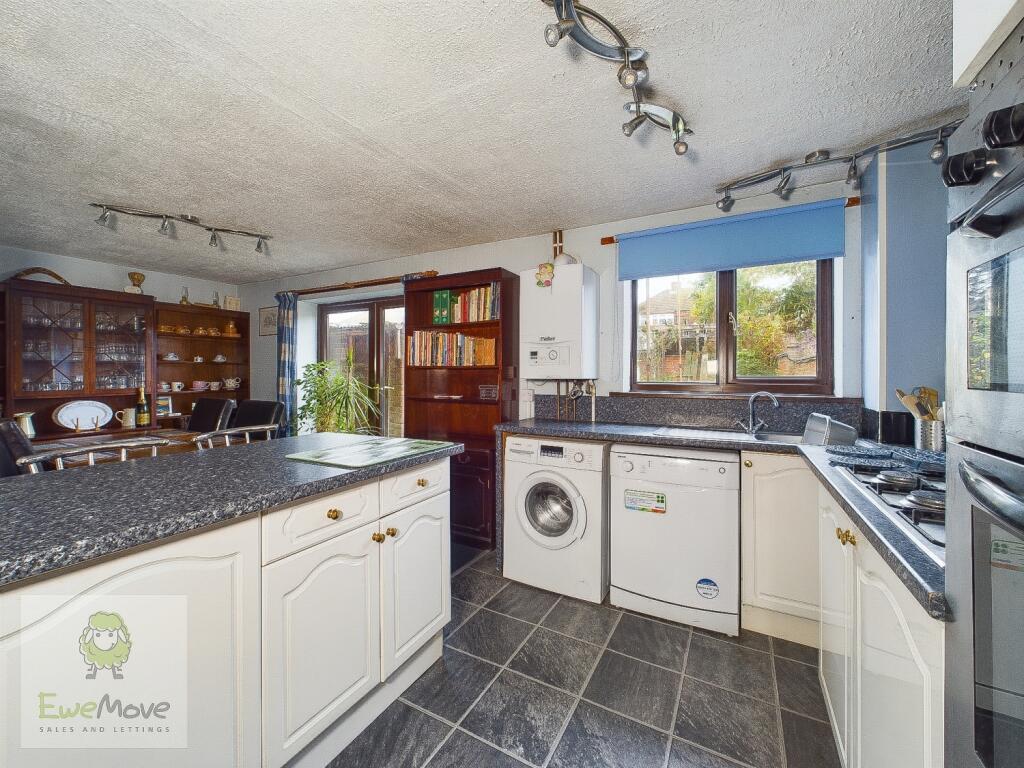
624;489;667;514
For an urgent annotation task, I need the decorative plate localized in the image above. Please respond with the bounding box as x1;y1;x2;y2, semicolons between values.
53;400;114;431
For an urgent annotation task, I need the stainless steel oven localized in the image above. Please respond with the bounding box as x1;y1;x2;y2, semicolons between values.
946;441;1024;767
945;24;1024;767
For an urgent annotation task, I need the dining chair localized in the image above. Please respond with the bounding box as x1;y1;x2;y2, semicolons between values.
230;400;284;436
191;424;281;450
187;398;235;433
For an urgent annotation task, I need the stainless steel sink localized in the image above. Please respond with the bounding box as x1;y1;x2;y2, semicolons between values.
652;426;804;444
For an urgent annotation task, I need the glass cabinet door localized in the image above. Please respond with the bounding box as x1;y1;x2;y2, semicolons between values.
94;301;147;391
18;294;86;394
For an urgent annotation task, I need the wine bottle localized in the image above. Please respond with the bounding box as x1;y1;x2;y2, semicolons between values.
136;387;151;428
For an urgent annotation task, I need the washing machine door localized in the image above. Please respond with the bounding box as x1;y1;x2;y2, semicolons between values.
516;470;587;550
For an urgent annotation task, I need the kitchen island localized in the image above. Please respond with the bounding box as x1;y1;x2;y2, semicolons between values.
0;432;463;768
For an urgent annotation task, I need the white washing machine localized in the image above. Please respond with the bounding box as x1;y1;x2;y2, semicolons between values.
609;444;740;635
503;436;609;603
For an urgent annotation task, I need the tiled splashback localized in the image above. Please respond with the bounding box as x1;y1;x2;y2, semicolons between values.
533;394;864;435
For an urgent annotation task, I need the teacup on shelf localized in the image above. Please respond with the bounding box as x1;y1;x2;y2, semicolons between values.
213;354;227;363
193;327;209;337
192;380;209;391
209;381;223;391
159;381;171;392
223;377;241;390
175;325;190;335
193;355;204;363
162;352;180;361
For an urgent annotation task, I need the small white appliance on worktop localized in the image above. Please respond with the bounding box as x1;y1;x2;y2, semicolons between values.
503;436;609;602
519;263;599;380
609;444;740;635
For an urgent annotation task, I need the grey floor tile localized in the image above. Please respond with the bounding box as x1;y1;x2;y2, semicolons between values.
542;596;621;645
685;633;776;704
444;598;478;639
669;738;746;767
402;646;500;722
446;609;534;665
771;638;818;666
608;612;691;671
485;581;560;623
451;568;508;605
452;542;486;573
694;626;772;653
675;677;782;768
774;657;828;722
548;701;669;768
469;549;501;576
327;700;451;768
583;649;681;731
425;729;525;768
462;670;576;766
509;627;602;694
781;710;841;768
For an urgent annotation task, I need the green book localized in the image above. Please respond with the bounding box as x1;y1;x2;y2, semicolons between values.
433;290;451;324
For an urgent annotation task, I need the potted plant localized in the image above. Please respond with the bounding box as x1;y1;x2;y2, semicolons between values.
294;347;380;434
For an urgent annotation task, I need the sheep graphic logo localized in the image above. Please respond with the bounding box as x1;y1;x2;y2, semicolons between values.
78;611;132;680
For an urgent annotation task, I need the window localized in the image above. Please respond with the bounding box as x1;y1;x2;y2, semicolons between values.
631;258;833;394
318;298;405;436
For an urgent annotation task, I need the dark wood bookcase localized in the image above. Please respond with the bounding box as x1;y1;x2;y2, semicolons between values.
403;268;519;549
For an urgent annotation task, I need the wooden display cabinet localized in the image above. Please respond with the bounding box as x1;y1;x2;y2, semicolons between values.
403;268;518;549
154;302;251;421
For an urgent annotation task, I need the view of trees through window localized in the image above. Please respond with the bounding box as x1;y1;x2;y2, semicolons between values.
635;260;820;385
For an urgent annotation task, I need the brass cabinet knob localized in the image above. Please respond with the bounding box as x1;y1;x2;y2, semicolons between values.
385;527;399;537
835;526;844;542
327;508;341;521
416;478;429;488
845;530;857;546
744;460;753;468
371;532;385;544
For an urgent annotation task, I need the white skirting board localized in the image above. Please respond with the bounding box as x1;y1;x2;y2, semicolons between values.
287;634;443;768
741;604;820;648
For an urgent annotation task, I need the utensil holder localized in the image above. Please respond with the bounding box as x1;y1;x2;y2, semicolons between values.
914;419;945;452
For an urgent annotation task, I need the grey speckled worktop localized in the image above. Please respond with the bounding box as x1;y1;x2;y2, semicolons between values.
0;433;464;590
494;419;947;621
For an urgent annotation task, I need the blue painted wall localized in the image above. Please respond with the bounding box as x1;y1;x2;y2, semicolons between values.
860;142;948;412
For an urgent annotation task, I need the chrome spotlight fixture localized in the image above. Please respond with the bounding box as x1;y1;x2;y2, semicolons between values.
624;102;693;156
255;236;265;254
928;129;946;162
622;114;646;137
158;216;170;235
208;230;219;248
716;192;734;212
845;157;860;188
773;170;792;198
94;207;110;226
544;0;691;156
544;19;575;46
617;60;648;89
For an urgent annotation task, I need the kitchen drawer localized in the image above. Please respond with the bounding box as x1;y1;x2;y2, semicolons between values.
380;458;450;515
262;480;381;564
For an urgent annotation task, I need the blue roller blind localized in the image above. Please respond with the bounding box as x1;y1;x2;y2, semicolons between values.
616;199;846;281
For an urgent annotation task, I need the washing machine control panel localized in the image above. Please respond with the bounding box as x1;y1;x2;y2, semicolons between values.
532;442;604;470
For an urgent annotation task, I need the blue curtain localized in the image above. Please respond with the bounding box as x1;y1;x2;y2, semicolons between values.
275;291;298;436
617;199;846;281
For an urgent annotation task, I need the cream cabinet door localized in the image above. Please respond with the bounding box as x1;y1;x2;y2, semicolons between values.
262;523;381;768
819;486;857;767
741;452;820;620
381;492;451;679
853;530;944;768
0;520;261;768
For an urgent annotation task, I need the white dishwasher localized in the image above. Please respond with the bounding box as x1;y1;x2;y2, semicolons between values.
609;444;740;635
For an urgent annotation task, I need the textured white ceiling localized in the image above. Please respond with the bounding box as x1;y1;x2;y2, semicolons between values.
0;0;965;283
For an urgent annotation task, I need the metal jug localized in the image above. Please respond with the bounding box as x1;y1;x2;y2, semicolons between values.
13;412;35;439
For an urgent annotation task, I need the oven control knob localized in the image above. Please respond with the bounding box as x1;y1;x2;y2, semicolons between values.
984;103;1024;148
573;452;584;463
942;148;993;187
621;460;634;472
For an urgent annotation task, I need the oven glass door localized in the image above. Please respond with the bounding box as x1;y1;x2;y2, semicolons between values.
968;247;1024;394
973;499;1024;765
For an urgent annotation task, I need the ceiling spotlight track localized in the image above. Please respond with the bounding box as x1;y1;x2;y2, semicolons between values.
712;119;964;212
89;203;271;250
542;0;693;157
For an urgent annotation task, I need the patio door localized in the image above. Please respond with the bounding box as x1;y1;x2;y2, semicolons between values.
318;298;405;436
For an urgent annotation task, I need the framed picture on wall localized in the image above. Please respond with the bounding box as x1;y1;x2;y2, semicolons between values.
258;306;278;336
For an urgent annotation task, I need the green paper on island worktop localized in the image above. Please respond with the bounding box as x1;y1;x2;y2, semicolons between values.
286;438;450;468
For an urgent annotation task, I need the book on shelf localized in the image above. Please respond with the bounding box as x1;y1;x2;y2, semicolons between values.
407;330;497;367
436;282;500;324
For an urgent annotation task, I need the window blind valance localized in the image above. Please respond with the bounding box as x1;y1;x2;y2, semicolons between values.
616;198;847;281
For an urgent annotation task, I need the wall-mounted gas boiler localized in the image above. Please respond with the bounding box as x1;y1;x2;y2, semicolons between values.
519;263;599;380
